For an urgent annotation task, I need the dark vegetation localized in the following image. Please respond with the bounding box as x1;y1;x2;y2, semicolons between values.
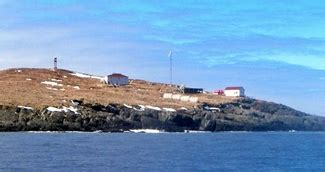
1;98;325;132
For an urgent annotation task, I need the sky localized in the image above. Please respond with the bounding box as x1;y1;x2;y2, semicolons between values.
0;0;325;115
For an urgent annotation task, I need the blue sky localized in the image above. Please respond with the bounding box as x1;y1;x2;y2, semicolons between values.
0;0;325;115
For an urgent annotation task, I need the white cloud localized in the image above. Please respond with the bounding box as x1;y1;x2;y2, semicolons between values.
263;54;325;70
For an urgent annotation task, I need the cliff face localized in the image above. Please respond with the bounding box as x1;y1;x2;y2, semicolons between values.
1;98;324;132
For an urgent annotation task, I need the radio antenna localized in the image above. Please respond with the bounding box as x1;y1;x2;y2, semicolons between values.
168;50;173;86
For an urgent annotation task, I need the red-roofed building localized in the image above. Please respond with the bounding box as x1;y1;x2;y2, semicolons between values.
224;86;245;97
104;73;129;86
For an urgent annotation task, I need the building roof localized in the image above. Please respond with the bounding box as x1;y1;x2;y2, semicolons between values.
108;73;128;78
225;86;244;90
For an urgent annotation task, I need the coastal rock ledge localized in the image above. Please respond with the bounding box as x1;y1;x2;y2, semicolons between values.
1;98;325;132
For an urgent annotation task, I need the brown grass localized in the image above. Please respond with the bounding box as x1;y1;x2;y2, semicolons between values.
0;68;237;110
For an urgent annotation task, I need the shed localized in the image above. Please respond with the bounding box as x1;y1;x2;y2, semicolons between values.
104;73;129;86
183;87;203;94
224;87;245;97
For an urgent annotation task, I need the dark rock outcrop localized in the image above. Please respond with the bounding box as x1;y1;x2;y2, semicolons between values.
1;98;325;132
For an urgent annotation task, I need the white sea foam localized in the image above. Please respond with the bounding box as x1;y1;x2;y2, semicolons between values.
27;131;62;134
27;131;106;134
129;129;165;133
184;130;211;133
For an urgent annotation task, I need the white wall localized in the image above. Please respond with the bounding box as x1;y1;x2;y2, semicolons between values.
162;93;199;103
224;88;245;97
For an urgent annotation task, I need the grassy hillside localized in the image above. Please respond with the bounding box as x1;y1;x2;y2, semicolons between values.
0;68;237;109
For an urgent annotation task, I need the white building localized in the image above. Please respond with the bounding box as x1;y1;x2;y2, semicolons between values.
224;87;245;97
104;73;129;86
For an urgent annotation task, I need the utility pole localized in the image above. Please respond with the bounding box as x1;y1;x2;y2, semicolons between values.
168;50;173;86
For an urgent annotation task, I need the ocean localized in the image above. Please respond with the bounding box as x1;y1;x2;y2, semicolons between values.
1;132;325;171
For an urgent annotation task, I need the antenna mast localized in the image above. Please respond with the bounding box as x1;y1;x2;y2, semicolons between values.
168;50;173;86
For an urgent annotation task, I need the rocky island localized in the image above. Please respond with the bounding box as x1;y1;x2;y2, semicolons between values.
1;68;325;132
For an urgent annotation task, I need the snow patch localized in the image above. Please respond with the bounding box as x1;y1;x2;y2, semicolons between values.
51;78;62;82
41;81;63;87
124;104;133;108
47;107;62;112
139;105;146;109
46;87;58;91
68;85;80;90
62;106;79;114
209;107;221;111
204;106;221;112
133;105;145;111
70;73;103;80
18;106;33;110
26;78;32;81
133;105;163;111
163;108;176;112
91;76;103;80
46;106;79;114
179;107;188;111
145;105;161;111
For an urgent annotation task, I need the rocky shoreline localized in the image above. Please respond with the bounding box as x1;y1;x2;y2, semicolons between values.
1;98;325;132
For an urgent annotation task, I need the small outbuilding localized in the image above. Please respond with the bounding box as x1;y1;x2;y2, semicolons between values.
183;87;203;94
104;73;129;86
213;89;224;95
224;87;245;97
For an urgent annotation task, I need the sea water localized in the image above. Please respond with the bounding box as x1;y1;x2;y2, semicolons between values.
1;132;325;171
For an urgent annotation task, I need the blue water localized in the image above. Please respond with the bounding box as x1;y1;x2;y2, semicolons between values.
1;132;325;171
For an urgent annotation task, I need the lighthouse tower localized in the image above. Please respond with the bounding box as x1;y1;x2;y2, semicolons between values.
54;57;58;70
